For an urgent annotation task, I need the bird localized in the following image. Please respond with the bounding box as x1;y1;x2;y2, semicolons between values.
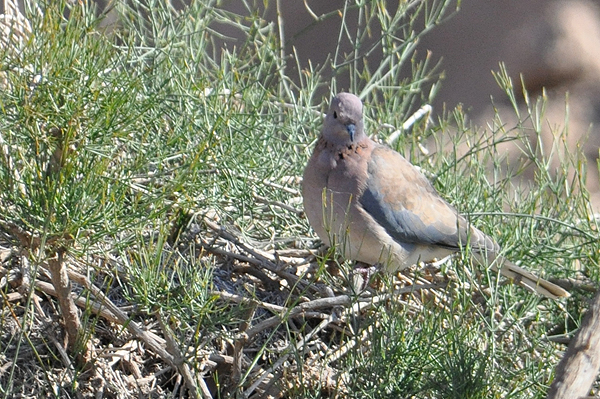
302;92;569;299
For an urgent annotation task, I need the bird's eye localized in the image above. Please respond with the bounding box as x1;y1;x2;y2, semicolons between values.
333;111;338;119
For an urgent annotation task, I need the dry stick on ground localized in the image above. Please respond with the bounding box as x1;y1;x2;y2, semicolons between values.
202;218;292;271
34;280;121;324
156;313;202;399
233;264;280;289
547;289;600;399
253;193;303;215
231;300;258;392
47;249;82;353
216;279;443;343
244;295;353;341
2;220;84;355
208;244;311;293
47;333;86;399
238;285;441;395
207;221;335;297
67;269;207;397
66;270;175;363
243;316;335;398
202;218;319;294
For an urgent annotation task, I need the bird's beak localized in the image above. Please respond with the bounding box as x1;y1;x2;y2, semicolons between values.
346;123;356;142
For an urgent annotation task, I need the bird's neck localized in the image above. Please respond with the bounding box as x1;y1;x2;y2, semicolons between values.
318;135;371;160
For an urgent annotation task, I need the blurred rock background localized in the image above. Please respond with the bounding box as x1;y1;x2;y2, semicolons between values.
420;0;600;209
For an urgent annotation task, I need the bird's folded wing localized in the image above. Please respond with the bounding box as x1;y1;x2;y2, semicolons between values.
359;146;473;250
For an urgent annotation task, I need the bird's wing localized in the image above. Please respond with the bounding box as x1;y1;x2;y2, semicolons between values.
359;145;487;251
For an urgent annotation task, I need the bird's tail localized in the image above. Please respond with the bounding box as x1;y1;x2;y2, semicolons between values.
495;260;570;299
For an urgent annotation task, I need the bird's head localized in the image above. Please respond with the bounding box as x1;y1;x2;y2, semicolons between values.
322;92;365;146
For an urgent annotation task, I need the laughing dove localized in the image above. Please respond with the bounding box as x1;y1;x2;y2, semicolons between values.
302;92;569;299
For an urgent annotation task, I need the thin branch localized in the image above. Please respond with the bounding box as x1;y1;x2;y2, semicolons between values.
66;269;176;366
